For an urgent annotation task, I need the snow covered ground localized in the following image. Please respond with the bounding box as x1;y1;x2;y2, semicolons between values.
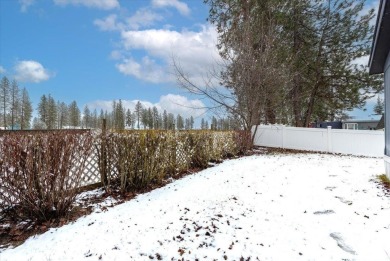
1;153;389;261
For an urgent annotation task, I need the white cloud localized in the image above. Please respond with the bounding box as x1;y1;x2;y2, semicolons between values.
110;50;123;60
87;94;206;119
116;58;141;77
121;26;218;62
126;8;164;30
14;60;52;83
152;0;190;16
93;2;218;85
53;0;119;10
94;9;163;32
94;14;123;31
0;66;6;75
158;94;206;118
116;56;172;83
19;0;35;12
118;25;221;84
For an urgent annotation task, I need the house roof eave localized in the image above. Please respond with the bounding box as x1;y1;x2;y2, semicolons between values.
369;0;390;75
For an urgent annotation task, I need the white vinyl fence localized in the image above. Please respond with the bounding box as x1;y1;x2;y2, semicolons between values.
252;125;384;157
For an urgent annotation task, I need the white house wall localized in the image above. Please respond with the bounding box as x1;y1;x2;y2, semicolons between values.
384;49;390;177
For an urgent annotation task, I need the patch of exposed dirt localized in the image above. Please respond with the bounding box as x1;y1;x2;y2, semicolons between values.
372;175;390;197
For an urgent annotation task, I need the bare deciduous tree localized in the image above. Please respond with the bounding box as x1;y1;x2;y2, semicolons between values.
174;0;289;143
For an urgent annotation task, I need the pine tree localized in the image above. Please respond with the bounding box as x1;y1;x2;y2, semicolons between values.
83;105;91;129
126;108;132;128
190;116;194;130
104;110;111;128
163;110;168;130
373;96;384;115
20;88;32;130
68;101;80;128
147;108;153;129
211;116;218;130
46;95;57;129
168;113;175;130
284;0;381;126
92;109;98;128
152;106;159;129
115;99;125;130
10;80;20;130
99;109;104;129
158;113;163;129
32;117;46;129
176;114;184;130
0;76;10;128
185;118;190;130
57;102;68;129
140;108;148;129
135;101;143;129
111;100;117;129
37;95;48;128
131;111;136;129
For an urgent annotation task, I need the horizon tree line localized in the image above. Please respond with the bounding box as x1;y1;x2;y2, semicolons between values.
0;84;239;131
0;76;33;130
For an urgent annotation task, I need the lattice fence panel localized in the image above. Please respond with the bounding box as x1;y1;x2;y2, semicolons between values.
0;176;12;209
79;148;101;187
1;130;248;207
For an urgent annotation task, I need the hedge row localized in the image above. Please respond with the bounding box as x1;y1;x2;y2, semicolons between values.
95;130;251;192
0;130;251;222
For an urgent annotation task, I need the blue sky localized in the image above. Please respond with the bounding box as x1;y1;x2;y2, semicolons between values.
0;0;215;121
0;0;383;122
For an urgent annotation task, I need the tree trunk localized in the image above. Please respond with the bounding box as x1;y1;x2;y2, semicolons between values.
291;1;304;127
265;98;276;124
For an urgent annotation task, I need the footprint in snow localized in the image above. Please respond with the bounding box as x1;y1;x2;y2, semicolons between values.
330;232;356;255
335;196;353;205
313;210;335;215
325;186;337;191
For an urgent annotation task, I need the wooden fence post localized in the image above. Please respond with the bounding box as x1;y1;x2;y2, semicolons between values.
102;119;106;135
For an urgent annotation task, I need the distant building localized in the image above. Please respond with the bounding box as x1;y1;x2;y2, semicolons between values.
314;121;342;129
313;119;381;130
376;115;385;130
369;0;389;177
342;119;380;130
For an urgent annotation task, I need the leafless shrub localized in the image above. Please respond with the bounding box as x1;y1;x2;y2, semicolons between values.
0;131;93;222
233;130;252;155
184;131;213;168
96;130;249;194
96;131;171;192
